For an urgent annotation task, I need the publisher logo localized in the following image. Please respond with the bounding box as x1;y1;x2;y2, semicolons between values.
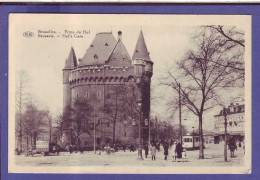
23;31;34;38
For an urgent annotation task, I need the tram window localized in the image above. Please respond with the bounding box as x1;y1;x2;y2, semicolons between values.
184;138;192;142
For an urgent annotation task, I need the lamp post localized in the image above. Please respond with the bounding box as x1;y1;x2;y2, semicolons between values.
94;109;96;154
136;99;143;160
223;107;228;162
192;126;195;149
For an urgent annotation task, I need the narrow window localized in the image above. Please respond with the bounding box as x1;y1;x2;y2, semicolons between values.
97;91;101;99
86;92;89;99
124;132;126;137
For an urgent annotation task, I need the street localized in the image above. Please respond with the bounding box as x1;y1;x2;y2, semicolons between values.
15;143;244;167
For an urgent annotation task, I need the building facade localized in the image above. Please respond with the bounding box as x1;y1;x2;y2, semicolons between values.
62;30;153;147
214;103;245;143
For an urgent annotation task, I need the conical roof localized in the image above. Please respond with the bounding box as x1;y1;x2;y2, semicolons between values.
64;47;77;69
132;30;151;62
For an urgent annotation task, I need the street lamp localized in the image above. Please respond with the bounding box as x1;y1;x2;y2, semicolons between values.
136;99;144;160
192;126;195;149
223;107;228;162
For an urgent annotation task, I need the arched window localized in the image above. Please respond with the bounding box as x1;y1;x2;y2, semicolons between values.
97;91;102;99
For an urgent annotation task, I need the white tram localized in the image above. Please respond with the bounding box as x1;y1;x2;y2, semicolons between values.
182;133;204;150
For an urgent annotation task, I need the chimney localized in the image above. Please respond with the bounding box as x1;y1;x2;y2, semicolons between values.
117;30;122;40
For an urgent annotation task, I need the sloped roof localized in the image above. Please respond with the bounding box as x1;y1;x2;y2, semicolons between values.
80;32;117;66
64;47;78;69
106;39;132;66
214;104;245;117
132;30;152;62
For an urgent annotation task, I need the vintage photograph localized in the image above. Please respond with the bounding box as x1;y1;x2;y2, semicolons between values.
8;14;251;174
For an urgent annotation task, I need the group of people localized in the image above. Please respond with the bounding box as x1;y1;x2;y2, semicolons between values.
143;140;184;161
228;137;245;158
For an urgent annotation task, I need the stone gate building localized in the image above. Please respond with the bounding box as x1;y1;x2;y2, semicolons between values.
62;30;153;147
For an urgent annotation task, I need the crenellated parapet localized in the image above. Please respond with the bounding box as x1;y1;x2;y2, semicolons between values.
68;65;136;87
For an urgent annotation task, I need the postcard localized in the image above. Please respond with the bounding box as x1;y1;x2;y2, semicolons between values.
8;14;251;174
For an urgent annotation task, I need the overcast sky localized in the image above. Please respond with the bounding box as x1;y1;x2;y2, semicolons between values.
10;14;248;132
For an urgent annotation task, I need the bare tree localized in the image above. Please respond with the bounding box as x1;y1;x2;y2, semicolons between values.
204;25;245;85
160;26;245;159
62;98;92;149
101;86;129;144
22;95;48;152
15;70;29;152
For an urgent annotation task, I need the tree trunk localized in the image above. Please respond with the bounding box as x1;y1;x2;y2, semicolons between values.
19;128;22;152
199;114;204;159
26;135;29;155
112;120;116;144
76;134;80;150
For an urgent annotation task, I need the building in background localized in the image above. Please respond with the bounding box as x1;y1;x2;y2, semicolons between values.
214;103;245;143
62;30;153;147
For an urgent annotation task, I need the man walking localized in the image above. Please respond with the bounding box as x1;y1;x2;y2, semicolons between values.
144;144;149;158
163;142;169;160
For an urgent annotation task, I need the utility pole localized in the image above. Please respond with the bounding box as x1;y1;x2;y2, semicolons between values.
223;107;228;162
179;83;182;144
192;126;195;149
137;99;143;160
94;109;96;154
148;116;151;145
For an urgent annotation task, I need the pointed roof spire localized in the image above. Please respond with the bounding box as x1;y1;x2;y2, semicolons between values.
132;30;151;62
64;47;78;69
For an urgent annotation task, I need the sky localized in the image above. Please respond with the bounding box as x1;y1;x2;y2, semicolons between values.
10;14;248;132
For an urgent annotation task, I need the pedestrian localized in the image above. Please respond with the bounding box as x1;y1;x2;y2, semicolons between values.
228;137;237;158
163;142;169;160
79;146;84;154
56;145;60;156
171;141;177;162
53;145;57;155
129;145;134;152
150;144;157;161
144;144;149;158
69;144;73;154
243;141;245;154
157;142;160;152
122;144;126;152
176;140;183;160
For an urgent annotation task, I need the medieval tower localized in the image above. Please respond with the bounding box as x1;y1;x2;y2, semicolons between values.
62;30;153;146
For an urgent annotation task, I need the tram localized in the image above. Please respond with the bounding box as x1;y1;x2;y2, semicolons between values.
182;133;204;150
